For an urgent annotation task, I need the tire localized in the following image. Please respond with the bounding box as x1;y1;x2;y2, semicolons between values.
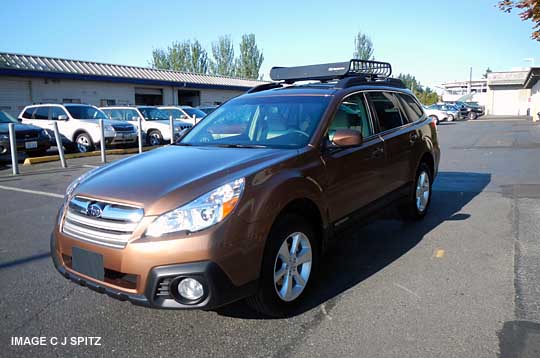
401;162;433;220
75;133;94;153
447;114;454;122
147;130;163;146
246;213;318;317
468;112;477;120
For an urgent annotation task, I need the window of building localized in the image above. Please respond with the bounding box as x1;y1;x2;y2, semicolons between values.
100;99;116;106
63;98;81;104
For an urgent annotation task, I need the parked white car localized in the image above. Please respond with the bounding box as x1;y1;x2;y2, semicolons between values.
100;106;191;146
18;104;137;153
158;105;206;125
422;105;448;124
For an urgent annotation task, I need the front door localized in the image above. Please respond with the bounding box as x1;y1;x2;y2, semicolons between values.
322;93;386;223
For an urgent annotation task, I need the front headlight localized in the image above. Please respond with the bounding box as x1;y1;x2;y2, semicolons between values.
104;124;115;132
146;178;245;237
0;133;8;141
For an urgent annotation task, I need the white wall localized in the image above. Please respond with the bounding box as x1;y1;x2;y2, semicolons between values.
530;80;540;120
0;76;248;115
485;85;530;116
199;88;245;106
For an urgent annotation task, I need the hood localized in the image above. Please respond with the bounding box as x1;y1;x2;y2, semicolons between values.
0;122;43;134
75;145;297;215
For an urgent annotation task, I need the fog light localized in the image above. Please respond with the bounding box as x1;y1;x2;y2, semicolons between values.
177;278;204;300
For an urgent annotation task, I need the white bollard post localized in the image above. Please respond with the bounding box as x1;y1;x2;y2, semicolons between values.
99;119;106;163
170;115;174;144
53;122;67;168
138;117;143;153
8;123;19;175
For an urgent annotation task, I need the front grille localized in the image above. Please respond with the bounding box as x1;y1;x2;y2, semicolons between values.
112;125;135;132
15;130;39;140
178;124;192;130
62;196;143;249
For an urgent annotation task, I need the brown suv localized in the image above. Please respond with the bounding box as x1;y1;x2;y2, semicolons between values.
51;60;440;317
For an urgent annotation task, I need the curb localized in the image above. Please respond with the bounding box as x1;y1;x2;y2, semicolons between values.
23;146;161;166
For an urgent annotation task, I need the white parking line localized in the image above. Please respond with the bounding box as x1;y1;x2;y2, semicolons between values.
0;185;64;199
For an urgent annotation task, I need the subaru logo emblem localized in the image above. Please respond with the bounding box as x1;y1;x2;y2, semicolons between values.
87;204;102;218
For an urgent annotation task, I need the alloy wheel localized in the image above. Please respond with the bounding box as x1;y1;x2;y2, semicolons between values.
415;170;430;212
76;136;91;152
273;232;312;302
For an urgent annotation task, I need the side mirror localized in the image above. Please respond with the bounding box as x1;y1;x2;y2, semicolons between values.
58;114;68;121
330;129;363;147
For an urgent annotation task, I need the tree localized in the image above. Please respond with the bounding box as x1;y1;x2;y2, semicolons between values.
498;0;540;40
210;35;236;77
150;40;208;74
398;73;439;105
189;40;209;74
236;34;264;79
482;67;492;79
353;32;374;60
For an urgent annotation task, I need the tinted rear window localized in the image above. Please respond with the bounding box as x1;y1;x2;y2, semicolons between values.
367;92;404;131
396;94;424;123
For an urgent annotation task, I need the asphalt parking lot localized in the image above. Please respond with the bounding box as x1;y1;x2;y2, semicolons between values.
1;117;539;357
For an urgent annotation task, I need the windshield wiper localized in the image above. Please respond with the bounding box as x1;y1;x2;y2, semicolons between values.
214;144;268;149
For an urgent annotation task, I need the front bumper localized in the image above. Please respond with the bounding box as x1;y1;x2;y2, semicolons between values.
51;233;257;309
107;132;138;145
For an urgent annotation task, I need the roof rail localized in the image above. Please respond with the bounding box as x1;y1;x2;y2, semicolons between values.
269;59;393;83
246;82;283;94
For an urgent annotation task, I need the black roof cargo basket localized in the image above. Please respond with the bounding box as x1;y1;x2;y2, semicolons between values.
270;59;392;83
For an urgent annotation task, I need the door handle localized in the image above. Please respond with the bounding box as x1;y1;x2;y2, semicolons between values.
409;132;419;144
371;146;384;159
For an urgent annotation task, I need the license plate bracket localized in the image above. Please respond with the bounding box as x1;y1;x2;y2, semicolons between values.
72;247;104;281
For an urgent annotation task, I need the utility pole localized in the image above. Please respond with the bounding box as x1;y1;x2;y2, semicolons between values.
468;67;472;95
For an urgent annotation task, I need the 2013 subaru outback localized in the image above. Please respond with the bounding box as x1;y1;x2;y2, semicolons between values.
51;60;440;317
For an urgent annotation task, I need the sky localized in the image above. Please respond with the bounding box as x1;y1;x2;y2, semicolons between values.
1;0;538;89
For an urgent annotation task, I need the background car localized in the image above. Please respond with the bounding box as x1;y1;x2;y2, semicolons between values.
428;103;462;121
447;101;485;120
0;110;51;161
422;105;448;124
19;104;136;153
197;105;218;115
159;106;206;125
100;106;190;146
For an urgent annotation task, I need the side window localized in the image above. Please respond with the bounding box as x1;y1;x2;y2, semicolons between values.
328;93;373;139
396;94;424;123
33;107;49;120
50;107;68;120
367;92;404;132
22;107;35;119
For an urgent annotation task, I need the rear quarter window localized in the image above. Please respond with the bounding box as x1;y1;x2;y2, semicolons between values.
33;107;49;120
396;94;424;123
21;107;35;119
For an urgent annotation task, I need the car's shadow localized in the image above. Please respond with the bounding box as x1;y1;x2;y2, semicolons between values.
216;171;491;319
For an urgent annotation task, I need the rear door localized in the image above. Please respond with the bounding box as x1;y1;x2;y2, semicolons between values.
322;92;386;223
366;91;414;192
30;106;53;131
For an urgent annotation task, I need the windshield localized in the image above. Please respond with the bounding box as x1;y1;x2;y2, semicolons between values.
180;95;330;149
66;106;108;120
0;111;18;124
138;107;169;121
182;107;207;118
